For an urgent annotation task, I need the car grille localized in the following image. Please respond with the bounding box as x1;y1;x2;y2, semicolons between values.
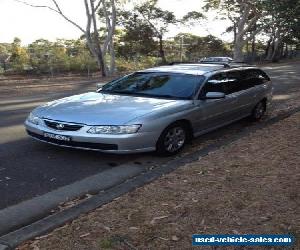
27;130;118;151
44;120;83;131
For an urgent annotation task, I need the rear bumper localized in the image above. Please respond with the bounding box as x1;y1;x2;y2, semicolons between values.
25;121;157;154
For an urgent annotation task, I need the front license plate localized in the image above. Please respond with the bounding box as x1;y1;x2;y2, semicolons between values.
43;133;71;142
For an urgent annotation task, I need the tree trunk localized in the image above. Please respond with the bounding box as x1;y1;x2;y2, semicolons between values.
159;36;167;64
271;29;282;62
85;35;107;77
233;37;245;62
246;40;249;58
284;43;288;58
265;37;272;58
251;35;256;63
266;40;274;61
279;43;284;59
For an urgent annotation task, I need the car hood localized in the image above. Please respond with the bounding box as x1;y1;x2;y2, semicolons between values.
34;92;187;125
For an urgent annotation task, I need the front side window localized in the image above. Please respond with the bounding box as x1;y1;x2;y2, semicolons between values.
100;72;205;99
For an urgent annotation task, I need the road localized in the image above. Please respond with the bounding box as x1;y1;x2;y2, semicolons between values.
0;61;299;210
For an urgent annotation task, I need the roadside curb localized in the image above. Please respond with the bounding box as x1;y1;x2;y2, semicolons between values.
0;165;145;236
1;106;300;248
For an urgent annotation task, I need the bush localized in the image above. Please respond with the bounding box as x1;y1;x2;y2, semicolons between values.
0;66;4;75
116;56;158;72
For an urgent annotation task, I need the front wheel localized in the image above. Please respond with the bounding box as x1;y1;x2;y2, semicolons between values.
156;122;188;156
250;100;266;121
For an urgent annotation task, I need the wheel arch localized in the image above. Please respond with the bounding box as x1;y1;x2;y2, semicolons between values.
159;119;194;142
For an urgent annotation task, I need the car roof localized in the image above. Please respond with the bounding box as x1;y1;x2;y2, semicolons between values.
140;64;228;75
139;63;257;76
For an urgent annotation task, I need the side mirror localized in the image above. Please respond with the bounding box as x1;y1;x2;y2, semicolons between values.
205;92;225;99
96;83;105;90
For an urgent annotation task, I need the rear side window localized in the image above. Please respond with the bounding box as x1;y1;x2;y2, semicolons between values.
242;69;270;88
256;69;270;82
225;71;243;94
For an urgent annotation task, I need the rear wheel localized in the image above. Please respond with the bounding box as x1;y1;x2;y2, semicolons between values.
156;122;188;156
250;100;266;121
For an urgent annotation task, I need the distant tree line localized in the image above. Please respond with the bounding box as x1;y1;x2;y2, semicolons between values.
1;0;299;77
0;33;231;76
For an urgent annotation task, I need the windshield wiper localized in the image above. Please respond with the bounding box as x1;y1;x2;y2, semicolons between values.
100;90;189;100
133;93;189;100
100;90;135;95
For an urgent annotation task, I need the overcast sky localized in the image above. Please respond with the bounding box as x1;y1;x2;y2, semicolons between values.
0;0;232;45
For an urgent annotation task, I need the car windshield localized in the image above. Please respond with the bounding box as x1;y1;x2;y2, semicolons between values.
100;72;205;99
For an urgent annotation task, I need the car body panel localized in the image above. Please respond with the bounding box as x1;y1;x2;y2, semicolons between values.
34;92;183;126
25;64;273;154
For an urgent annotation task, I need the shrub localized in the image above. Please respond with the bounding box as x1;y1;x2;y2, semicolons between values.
116;56;158;72
0;66;4;75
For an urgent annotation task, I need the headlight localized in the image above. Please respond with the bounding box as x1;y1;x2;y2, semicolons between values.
27;113;41;125
87;125;141;134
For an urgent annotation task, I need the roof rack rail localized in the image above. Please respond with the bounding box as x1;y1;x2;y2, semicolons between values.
168;61;195;65
168;61;254;70
197;61;230;68
168;61;230;68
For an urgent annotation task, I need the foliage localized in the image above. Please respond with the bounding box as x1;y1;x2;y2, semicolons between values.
10;37;30;72
181;11;206;25
133;0;178;63
26;39;97;75
116;56;157;72
2;0;299;75
203;0;300;61
117;11;157;58
174;33;231;60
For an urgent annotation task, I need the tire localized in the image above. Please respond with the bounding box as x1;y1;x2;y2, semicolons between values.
156;122;188;156
250;100;266;121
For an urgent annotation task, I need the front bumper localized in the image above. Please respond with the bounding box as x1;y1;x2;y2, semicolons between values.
25;120;158;154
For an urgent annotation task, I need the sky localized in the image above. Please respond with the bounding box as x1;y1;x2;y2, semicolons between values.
0;0;232;45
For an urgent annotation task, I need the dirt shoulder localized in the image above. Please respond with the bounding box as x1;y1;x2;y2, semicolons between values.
18;110;300;250
0;75;118;99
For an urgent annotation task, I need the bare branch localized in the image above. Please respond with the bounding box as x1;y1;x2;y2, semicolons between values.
14;0;85;33
245;18;277;42
94;0;103;11
241;15;260;36
14;0;58;12
139;12;161;37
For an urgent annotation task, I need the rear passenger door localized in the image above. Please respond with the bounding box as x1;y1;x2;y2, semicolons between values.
234;69;268;116
224;70;252;117
193;72;239;133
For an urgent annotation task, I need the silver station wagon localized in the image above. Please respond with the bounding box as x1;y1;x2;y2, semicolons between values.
25;63;273;155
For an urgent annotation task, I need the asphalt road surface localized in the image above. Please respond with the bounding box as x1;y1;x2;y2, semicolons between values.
0;61;299;210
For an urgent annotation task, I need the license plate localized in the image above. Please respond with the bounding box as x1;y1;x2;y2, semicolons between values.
44;133;71;142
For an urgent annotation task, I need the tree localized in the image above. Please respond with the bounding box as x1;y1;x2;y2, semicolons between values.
204;0;300;62
117;10;157;58
204;0;269;61
263;0;300;62
0;43;11;71
173;33;230;61
15;0;117;76
27;39;65;75
134;0;178;63
10;37;30;72
67;39;98;76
